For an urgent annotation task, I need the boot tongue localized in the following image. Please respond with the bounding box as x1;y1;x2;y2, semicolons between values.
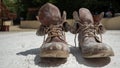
38;3;61;26
79;8;94;24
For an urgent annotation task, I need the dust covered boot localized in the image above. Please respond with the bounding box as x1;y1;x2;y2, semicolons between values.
36;3;70;58
71;8;114;58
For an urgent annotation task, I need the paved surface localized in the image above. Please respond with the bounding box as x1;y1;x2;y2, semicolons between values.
0;30;120;68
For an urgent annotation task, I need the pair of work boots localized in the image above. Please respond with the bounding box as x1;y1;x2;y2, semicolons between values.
36;3;114;58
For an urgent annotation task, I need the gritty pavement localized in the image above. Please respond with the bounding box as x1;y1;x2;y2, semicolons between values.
0;30;120;68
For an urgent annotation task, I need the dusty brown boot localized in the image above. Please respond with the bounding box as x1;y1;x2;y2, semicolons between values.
36;3;70;58
71;8;114;58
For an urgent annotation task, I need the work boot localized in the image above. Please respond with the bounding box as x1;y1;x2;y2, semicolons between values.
36;3;70;58
71;8;114;58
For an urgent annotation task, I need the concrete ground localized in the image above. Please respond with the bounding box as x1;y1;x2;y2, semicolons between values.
0;28;120;68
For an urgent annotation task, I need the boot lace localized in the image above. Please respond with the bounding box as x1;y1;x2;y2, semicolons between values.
74;22;102;47
43;25;66;44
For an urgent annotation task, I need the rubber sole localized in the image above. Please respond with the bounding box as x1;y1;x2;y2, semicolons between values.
82;50;114;58
40;50;69;58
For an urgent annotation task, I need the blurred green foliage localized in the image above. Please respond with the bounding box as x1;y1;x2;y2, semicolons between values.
3;0;120;19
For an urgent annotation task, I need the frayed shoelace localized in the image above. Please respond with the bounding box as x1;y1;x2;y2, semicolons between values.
42;25;66;44
74;23;102;47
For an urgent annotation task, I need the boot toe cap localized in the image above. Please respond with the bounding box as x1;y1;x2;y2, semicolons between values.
40;42;70;58
81;43;114;58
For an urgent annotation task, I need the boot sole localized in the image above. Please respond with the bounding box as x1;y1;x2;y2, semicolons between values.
83;50;114;58
40;50;69;58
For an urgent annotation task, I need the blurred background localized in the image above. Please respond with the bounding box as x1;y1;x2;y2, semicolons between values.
2;0;120;19
0;0;120;31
